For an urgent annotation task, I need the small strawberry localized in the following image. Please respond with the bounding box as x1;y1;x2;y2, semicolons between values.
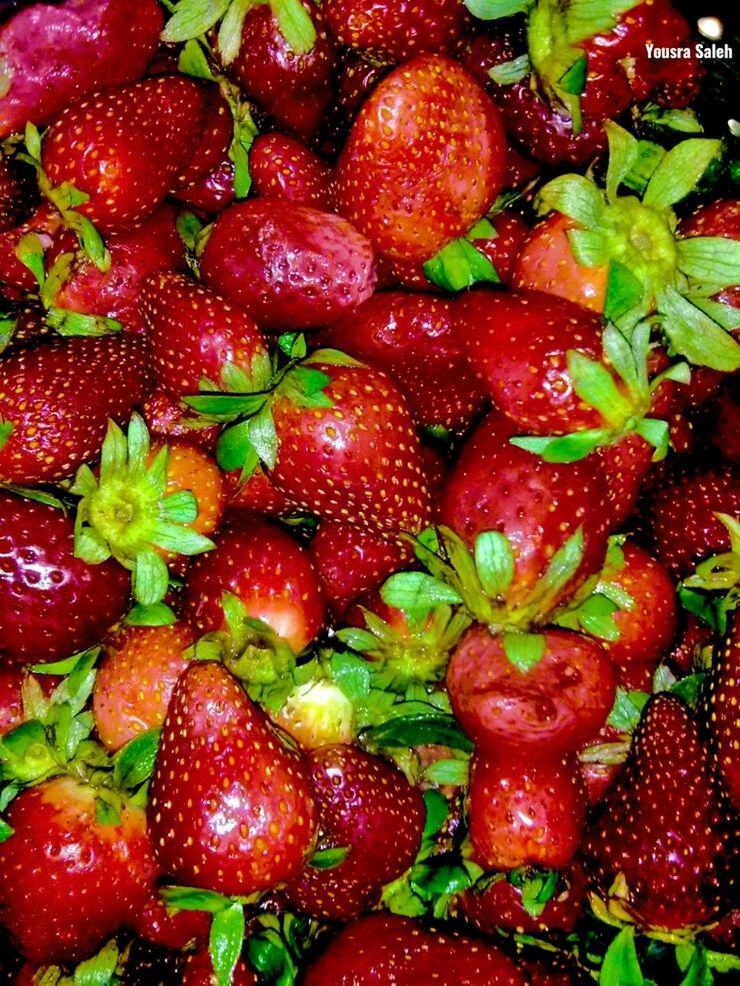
182;947;257;986
249;133;335;210
583;693;732;932
147;660;318;895
283;744;425;920
701;611;740;808
0;333;150;484
467;209;530;285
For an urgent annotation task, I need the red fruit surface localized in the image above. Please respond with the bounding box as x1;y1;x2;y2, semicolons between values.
250;133;334;210
170;85;232;192
223;464;295;516
181;948;257;986
0;491;129;666
147;661;317;895
0;0;163;138
172;156;235;214
200;198;377;332
0;203;64;294
701;612;740;808
142;389;220;453
129;882;210;951
469;209;530;285
597;432;655;530
0;155;25;232
447;626;616;756
0;667;24;735
0;333;151;483
335;53;507;262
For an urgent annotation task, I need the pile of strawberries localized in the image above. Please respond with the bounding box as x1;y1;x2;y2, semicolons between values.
0;0;738;983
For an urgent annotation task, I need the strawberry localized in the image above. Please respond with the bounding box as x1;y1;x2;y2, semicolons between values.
0;0;163;138
128;880;210;951
147;660;318;895
701;612;740;808
0;776;154;963
283;744;425;920
0;490;129;666
335;52;507;263
0;667;24;735
157;440;226;552
323;0;469;62
182;511;325;656
199;198;377;332
92;621;196;751
0;332;150;484
0;202;64;295
223;463;295;516
168;85;232;195
181;947;257;986
597;432;656;529
249;133;335;210
0;154;26;232
318;290;488;431
302;912;526;985
172;155;236;215
709;379;740;464
41;76;207;233
142;388;221;453
583;693;732;932
467;209;530;285
447;626;616;757
141;271;270;400
468;750;587;871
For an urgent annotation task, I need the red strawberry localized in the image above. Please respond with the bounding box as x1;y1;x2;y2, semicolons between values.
0;333;151;483
182;512;325;655
129;884;210;951
283;744;425;919
447;626;616;757
0;0;163;138
701;612;740;808
169;85;232;194
141;271;270;399
199;198;377;332
468;209;530;285
583;694;732;931
0;776;154;963
92;621;196;751
318;290;488;431
250;133;335;210
597;432;656;530
0;491;129;666
41;76;207;232
172;155;236;214
147;660;318;895
335;52;507;263
0;154;26;232
468;751;587;871
223;463;295;516
142;389;221;453
324;0;469;62
709;379;740;464
302;912;526;985
181;947;257;986
0;667;24;735
0;202;63;295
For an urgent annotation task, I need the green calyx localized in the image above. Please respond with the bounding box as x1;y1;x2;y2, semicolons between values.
678;514;739;635
71;413;214;607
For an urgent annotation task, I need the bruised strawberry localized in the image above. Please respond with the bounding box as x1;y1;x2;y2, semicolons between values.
0;0;163;138
147;661;317;895
0;491;129;666
172;155;235;214
701;612;740;808
41;76;206;232
249;133;334;210
0;333;150;483
283;745;424;920
200;198;377;332
335;53;507;263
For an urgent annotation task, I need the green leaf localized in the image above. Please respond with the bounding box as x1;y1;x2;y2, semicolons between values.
0;419;13;450
160;885;232;913
185;392;266;418
24;121;42;161
489;53;531;85
689;296;740;331
676;236;740;288
559;53;587;96
308;846;350;869
218;0;251;65
565;0;641;45
247;403;278;470
73;939;119;986
474;531;514;596
605;261;645;323
177;210;206;251
210;902;245;986
423;237;500;292
568;351;632;427
0;818;13;843
46;309;121;337
608;688;649;732
178;38;215;79
113;728;161;791
622;140;665;196
510;429;610;462
271;0;317;56
15;231;46;288
422;789;449;839
643;139;722;211
422;758;469;786
161;489;199;525
657;286;740;372
132;550;170;606
330;651;372;704
381;572;462;618
538;174;605;228
77;216;109;272
150;523;214;557
541;528;584;595
604;121;640;203
600;927;647;986
640;103;703;134
124;601;177;625
360;713;474;754
509;867;559;918
161;0;231;43
502;632;546;673
567;228;609;268
464;0;531;16
94;796;121;828
217;421;259;474
634;417;669;458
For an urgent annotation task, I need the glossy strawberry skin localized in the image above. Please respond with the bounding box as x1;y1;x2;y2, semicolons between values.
199;198;377;332
0;333;151;483
128;884;210;951
318;290;488;431
447;626;616;757
283;745;425;920
0;0;163;138
0;491;130;666
469;210;529;285
0;667;24;734
249;133;335;210
182;512;325;655
0;776;155;964
270;361;432;538
0;155;26;232
302;912;526;986
41;76;206;233
147;661;317;896
702;613;740;808
141;389;220;453
335;52;507;263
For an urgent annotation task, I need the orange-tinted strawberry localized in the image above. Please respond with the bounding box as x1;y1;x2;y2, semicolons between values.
250;133;334;210
154;441;226;552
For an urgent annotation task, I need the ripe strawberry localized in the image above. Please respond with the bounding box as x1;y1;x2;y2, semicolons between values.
701;612;740;808
0;154;26;232
0;202;64;294
141;271;270;399
646;466;740;576
467;209;530;285
147;661;317;895
142;389;221;453
318;290;488;431
172;155;236;214
447;626;616;757
583;694;732;931
283;744;425;920
302;912;526;985
129;882;210;951
596;432;655;529
168;85;232;194
0;0;163;138
0;491;129;666
41;76;207;233
0;776;155;963
181;947;256;986
182;512;325;655
199;198;377;332
324;0;469;62
468;751;587;871
335;52;507;263
92;621;196;751
223;463;295;516
0;667;24;734
0;333;150;483
249;133;335;210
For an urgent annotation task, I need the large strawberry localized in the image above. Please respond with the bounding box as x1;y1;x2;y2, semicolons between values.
147;661;317;895
335;52;507;263
0;333;150;483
